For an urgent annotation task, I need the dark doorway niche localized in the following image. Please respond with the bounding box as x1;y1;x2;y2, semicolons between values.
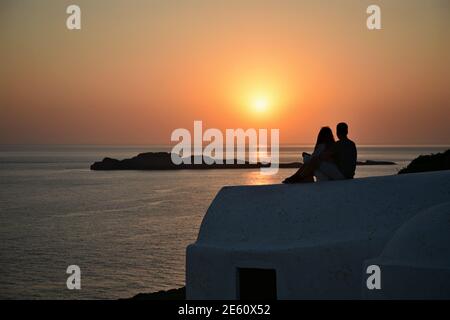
238;268;277;300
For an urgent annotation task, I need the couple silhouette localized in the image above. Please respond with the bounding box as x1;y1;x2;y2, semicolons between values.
283;122;357;183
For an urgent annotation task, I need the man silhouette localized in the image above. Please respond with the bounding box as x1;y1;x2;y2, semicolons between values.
324;122;357;179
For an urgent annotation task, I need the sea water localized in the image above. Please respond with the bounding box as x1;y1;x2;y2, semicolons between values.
0;145;447;299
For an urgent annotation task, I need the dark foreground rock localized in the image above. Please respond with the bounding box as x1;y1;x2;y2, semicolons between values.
91;152;395;170
130;287;185;300
399;149;450;174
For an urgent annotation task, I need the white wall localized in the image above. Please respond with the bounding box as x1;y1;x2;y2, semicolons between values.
187;171;450;299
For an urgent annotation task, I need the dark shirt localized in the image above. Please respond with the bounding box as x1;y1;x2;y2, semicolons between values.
331;138;357;179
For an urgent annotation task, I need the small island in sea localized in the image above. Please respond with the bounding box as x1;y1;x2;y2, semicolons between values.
90;152;396;171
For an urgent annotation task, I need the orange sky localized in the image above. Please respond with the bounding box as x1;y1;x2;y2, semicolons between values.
1;0;449;145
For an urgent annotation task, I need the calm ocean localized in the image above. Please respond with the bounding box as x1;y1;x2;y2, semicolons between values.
0;145;447;299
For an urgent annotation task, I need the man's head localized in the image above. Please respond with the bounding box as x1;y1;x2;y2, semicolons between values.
336;122;348;140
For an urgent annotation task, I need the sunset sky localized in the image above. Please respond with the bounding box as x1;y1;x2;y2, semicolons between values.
1;0;449;145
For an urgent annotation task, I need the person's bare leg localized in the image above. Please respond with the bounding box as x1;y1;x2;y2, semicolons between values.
282;166;305;183
283;158;320;183
297;157;320;178
289;165;305;178
294;174;314;183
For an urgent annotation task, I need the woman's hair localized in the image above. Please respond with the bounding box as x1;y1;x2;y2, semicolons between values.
315;126;335;151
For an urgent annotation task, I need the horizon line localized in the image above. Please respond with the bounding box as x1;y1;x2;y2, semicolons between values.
1;143;449;148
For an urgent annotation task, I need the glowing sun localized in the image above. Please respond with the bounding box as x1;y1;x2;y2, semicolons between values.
252;97;270;113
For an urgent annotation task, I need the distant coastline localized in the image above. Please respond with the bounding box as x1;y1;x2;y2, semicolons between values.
90;152;396;171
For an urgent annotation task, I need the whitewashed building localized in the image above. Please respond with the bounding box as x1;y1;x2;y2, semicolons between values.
363;201;450;299
186;171;450;299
